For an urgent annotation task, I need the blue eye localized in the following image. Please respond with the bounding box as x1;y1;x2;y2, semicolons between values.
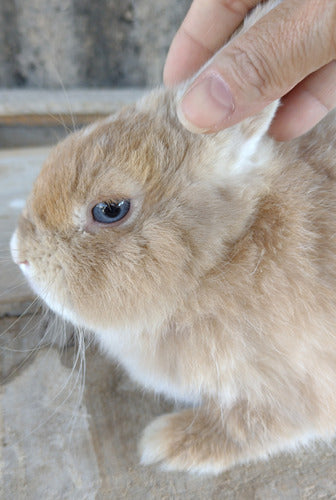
92;200;131;224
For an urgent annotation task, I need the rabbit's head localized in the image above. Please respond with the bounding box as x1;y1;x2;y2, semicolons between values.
11;82;278;336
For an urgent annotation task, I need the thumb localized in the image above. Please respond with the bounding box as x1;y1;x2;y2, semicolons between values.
177;0;336;134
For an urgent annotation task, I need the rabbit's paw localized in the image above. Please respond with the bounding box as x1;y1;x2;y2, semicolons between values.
139;403;302;474
139;410;227;475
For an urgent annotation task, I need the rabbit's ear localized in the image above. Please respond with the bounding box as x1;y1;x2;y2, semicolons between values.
174;59;279;178
173;0;282;180
226;100;279;174
184;99;279;183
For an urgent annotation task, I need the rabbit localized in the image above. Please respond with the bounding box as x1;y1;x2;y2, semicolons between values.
10;0;336;474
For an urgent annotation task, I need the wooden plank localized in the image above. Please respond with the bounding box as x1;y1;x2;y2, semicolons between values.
0;88;147;125
0;113;107;126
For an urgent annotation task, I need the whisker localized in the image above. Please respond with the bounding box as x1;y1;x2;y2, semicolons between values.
0;319;44;385
4;344;84;450
68;328;87;437
52;65;77;133
0;280;30;299
0;270;59;340
0;263;92;450
0;295;41;339
45;111;72;136
0;302;58;384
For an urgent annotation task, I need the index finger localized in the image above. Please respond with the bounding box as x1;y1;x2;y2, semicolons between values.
164;0;260;86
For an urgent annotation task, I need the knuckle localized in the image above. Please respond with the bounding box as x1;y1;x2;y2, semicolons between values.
219;0;258;18
227;42;276;100
304;61;336;112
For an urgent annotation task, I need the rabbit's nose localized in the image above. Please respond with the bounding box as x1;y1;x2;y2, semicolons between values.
18;260;31;277
19;260;30;267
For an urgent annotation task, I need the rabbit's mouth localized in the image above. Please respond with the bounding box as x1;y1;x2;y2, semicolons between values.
10;230;83;327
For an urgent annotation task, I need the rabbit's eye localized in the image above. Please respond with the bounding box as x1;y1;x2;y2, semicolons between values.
92;200;131;224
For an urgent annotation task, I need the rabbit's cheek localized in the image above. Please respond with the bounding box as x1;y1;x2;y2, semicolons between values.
23;264;82;326
38;288;82;326
11;230;79;322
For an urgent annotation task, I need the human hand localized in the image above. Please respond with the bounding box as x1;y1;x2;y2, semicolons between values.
164;0;336;141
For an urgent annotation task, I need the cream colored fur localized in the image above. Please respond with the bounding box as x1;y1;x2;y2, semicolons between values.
11;0;336;474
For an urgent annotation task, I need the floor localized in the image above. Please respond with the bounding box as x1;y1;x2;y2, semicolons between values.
0;147;335;499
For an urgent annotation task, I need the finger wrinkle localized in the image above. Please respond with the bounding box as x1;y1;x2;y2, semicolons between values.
219;0;257;18
301;88;329;114
224;43;272;100
180;26;215;59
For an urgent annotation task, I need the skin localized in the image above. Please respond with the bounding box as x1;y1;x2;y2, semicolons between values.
164;0;336;141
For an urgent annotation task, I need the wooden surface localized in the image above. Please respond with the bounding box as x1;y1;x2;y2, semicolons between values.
1;148;336;499
0;89;147;115
0;88;147;125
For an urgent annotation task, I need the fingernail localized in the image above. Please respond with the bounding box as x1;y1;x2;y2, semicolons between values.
178;72;235;133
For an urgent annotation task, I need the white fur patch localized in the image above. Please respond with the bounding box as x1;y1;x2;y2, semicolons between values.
81;121;100;137
10;231;19;263
231;134;261;175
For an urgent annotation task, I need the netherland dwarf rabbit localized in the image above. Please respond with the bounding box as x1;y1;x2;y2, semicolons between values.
11;0;336;474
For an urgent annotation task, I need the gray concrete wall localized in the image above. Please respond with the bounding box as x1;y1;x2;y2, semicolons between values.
0;0;190;88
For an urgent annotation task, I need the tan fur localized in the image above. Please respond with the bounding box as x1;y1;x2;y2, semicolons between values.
12;0;336;474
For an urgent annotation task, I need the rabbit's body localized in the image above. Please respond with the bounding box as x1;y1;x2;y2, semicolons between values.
11;0;336;474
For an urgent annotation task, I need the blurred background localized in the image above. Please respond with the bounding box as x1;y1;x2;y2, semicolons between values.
0;0;190;88
0;0;190;147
